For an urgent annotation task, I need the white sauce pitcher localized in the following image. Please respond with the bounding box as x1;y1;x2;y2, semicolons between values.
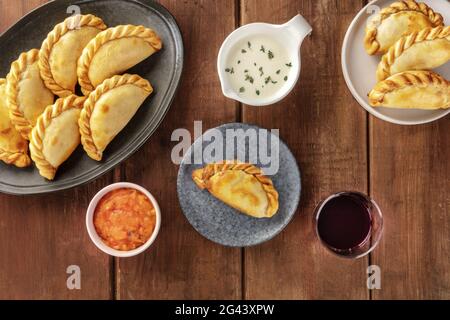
218;14;313;106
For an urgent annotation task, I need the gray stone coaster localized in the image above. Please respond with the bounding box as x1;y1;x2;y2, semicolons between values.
177;122;301;247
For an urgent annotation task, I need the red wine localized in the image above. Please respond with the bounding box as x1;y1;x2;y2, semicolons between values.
317;193;372;251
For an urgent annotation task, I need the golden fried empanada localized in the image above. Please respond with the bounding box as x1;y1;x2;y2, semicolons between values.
0;79;31;167
364;0;443;55
39;14;107;97
377;26;450;81
29;95;86;180
368;71;450;110
6;49;54;140
79;74;153;161
77;25;162;95
192;161;279;218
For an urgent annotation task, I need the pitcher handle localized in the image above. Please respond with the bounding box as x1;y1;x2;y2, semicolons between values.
284;14;312;44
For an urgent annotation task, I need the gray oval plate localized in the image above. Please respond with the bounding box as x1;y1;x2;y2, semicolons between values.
0;0;183;195
177;123;301;247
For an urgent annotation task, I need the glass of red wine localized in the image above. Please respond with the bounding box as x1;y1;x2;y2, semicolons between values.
314;191;383;259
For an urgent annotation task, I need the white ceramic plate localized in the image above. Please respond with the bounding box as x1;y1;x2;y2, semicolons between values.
342;0;450;125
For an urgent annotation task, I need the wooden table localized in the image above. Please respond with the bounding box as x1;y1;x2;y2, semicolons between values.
0;0;448;300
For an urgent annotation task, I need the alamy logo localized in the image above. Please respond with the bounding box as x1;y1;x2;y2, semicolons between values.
366;4;381;27
171;121;280;175
66;5;82;30
66;265;81;290
367;265;381;290
67;4;81;16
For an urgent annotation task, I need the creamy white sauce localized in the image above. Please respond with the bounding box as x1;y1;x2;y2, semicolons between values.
224;35;293;100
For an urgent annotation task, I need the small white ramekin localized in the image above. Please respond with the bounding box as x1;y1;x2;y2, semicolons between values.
86;182;161;258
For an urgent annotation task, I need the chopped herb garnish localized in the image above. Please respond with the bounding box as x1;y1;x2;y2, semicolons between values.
244;69;249;73
241;49;247;53
245;74;254;84
263;76;278;85
276;69;281;74
259;66;264;77
239;87;245;93
225;67;234;74
256;90;260;95
253;62;257;66
284;76;288;81
260;45;265;53
247;41;251;49
286;62;292;67
237;60;241;64
268;50;274;59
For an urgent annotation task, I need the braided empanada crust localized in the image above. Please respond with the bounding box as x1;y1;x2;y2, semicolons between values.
79;74;153;161
39;14;107;97
6;49;43;140
77;25;162;95
0;78;31;168
377;26;450;81
364;0;443;55
368;70;450;109
29;95;86;180
192;160;279;217
0;147;31;168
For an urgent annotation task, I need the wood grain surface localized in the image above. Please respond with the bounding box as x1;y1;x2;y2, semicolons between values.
241;0;369;299
0;0;112;299
0;0;448;300
370;118;450;299
117;0;242;300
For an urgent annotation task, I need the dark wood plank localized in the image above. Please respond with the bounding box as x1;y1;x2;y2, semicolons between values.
117;0;242;299
370;117;450;299
241;0;369;299
0;0;112;300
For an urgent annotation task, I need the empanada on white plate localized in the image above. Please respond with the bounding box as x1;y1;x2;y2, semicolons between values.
0;79;31;168
39;14;107;97
364;0;443;55
79;74;153;161
77;25;162;95
368;71;450;110
192;161;279;218
6;49;55;140
377;26;450;81
30;95;86;180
